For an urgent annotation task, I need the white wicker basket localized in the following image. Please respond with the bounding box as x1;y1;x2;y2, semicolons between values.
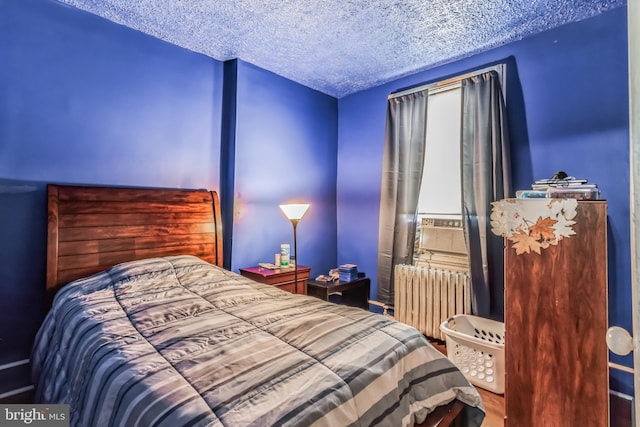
440;314;505;394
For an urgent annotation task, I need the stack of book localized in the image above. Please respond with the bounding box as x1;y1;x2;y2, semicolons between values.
338;264;358;282
516;174;600;200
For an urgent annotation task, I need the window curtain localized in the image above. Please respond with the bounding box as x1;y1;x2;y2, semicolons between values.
460;70;511;317
376;90;429;306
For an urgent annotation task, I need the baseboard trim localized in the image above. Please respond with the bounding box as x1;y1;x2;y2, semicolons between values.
0;359;29;372
0;385;34;402
610;390;633;427
0;358;32;403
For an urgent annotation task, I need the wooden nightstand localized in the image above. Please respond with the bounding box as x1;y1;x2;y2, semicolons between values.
239;266;311;294
307;276;370;309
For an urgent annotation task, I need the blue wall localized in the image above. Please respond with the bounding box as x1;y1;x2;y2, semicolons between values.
0;0;223;189
337;7;631;393
231;61;338;275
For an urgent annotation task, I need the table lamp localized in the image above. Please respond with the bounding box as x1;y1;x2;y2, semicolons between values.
279;203;310;293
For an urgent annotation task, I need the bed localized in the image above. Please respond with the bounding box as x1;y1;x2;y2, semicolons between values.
32;184;485;427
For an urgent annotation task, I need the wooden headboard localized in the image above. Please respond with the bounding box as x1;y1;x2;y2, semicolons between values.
46;184;223;298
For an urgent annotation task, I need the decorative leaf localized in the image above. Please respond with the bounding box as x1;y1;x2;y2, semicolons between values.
550;198;578;221
529;216;557;241
490;198;578;255
530;241;542;254
554;217;576;239
509;231;542;255
490;200;519;237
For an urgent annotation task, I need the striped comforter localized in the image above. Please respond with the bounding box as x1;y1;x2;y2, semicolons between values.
32;255;484;427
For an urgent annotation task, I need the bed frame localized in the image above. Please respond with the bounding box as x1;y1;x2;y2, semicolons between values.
44;183;468;427
46;184;223;300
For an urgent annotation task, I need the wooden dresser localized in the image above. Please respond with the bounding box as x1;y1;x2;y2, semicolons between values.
239;266;311;294
503;200;608;426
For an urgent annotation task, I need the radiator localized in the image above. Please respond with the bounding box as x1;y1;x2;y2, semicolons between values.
394;264;471;340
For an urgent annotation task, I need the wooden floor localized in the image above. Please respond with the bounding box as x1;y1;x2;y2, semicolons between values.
476;388;505;427
429;340;505;426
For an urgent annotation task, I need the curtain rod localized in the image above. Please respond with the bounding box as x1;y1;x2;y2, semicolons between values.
389;64;505;100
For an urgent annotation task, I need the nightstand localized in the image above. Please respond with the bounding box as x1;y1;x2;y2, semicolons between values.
239;266;311;294
307;276;370;309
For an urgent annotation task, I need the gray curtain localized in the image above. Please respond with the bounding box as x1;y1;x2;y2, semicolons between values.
376;89;429;306
461;71;511;317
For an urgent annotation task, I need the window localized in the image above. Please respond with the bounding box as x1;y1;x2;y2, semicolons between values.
413;65;505;267
416;84;462;221
413;83;466;269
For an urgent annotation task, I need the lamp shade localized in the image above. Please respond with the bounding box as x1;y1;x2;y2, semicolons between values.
279;203;310;221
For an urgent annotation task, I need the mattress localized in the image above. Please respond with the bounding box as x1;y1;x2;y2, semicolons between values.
32;255;484;427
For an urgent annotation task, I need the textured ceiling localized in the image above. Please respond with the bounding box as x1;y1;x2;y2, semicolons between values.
56;0;625;98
